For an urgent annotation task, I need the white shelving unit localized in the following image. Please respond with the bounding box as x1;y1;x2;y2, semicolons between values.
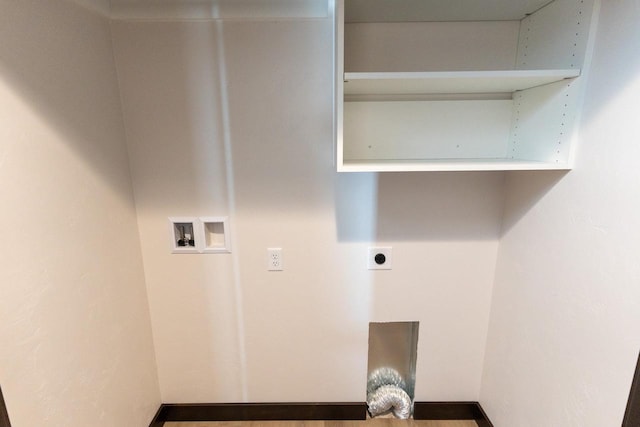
333;0;599;172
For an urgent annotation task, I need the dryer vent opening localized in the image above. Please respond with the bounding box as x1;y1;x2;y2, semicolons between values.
366;321;419;419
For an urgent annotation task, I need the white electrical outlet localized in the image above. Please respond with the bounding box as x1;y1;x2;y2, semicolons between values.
368;247;392;270
267;248;283;271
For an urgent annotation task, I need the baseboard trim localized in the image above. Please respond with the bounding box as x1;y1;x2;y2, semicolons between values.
413;402;494;427
149;402;367;426
148;405;165;427
623;352;640;427
149;401;493;427
0;386;11;427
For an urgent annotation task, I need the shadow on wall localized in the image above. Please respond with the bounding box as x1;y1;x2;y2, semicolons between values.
500;170;569;237
114;21;232;212
375;172;504;241
0;0;133;201
334;172;380;241
219;18;335;215
335;170;567;242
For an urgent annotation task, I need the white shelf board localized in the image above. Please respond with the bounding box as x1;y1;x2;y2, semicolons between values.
339;158;572;172
345;0;552;23
343;69;580;96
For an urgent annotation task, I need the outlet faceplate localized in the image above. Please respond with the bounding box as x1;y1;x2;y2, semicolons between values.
368;247;392;270
267;248;283;271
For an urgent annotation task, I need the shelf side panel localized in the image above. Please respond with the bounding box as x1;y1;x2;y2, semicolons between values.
334;0;344;168
343;100;513;161
510;79;583;164
516;0;597;70
513;0;600;166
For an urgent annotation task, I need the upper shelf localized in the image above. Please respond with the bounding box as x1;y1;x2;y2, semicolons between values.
343;69;581;96
344;0;552;22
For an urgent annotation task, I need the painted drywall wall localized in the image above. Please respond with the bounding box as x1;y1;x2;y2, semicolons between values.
481;0;640;425
68;0;111;16
0;1;160;425
345;21;520;72
111;18;505;403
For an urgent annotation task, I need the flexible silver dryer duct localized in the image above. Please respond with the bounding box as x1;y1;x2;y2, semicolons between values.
366;368;412;419
366;367;407;395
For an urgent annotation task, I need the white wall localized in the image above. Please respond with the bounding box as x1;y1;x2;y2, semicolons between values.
481;0;640;425
6;0;638;422
345;21;520;72
111;19;505;403
0;1;160;425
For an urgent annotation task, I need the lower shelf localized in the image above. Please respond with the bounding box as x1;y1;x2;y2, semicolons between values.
339;78;579;173
338;158;571;172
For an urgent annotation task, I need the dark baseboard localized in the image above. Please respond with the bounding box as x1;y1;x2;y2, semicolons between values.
414;402;493;427
149;401;493;427
623;352;640;427
149;402;367;426
0;386;11;427
148;405;165;427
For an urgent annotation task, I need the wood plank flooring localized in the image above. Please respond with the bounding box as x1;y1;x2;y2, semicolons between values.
165;419;478;427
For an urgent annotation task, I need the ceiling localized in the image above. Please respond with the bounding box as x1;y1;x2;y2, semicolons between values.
345;0;554;23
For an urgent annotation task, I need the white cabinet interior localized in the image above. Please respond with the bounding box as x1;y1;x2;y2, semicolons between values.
333;0;599;172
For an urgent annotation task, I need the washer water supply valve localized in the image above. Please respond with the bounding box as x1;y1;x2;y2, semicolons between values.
176;224;195;247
